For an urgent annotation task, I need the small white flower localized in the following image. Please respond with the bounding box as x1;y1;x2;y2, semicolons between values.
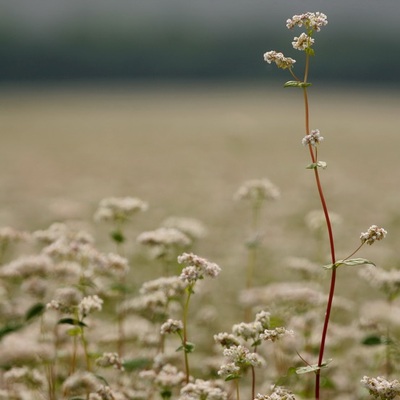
78;295;103;317
94;196;148;222
178;252;221;284
263;51;296;70
302;129;324;147
234;178;280;203
95;352;124;371
292;32;315;51
160;319;183;335
286;12;328;32
361;376;400;400
360;225;387;245
260;327;294;342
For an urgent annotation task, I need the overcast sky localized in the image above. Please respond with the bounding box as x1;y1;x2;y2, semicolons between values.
3;0;400;35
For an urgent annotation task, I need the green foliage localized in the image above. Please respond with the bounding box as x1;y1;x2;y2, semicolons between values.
323;258;376;270
284;81;312;88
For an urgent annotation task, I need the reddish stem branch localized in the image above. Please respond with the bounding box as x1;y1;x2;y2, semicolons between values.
302;81;337;400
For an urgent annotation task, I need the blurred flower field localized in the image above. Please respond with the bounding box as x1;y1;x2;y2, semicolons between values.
0;83;399;399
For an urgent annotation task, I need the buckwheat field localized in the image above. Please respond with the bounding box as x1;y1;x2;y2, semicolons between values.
1;12;400;400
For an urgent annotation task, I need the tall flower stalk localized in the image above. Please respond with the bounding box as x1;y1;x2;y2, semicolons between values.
177;252;222;383
264;12;387;399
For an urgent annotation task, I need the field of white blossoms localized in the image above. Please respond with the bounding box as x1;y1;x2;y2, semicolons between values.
1;15;400;397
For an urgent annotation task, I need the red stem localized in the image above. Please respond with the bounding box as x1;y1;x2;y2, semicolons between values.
302;79;337;400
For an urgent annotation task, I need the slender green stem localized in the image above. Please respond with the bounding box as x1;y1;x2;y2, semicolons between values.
235;379;240;400
182;287;193;383
80;326;91;371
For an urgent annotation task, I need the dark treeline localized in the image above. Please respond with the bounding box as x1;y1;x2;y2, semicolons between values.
0;24;398;84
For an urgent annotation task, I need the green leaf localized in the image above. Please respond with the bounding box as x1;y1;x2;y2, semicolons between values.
284;80;312;88
122;358;152;371
362;335;383;346
67;327;82;337
306;48;315;56
25;303;45;321
324;258;376;270
111;230;125;244
225;374;241;381
296;359;332;375
306;161;327;170
176;341;195;353
0;322;24;340
57;318;87;327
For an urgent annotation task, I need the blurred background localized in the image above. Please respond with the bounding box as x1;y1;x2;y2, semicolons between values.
1;0;400;84
1;0;400;267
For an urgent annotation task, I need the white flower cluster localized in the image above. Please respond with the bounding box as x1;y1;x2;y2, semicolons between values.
302;129;324;147
234;178;280;203
160;319;183;335
178;252;221;285
360;225;387;245
179;379;227;400
46;287;83;313
239;282;325;310
260;327;294;342
256;386;297;400
292;32;315;51
118;290;168;317
4;367;46;389
0;226;30;243
359;265;400;299
213;332;241;348
140;276;187;298
137;227;192;248
78;295;104;317
94;196;148;222
361;376;400;400
62;371;100;395
221;345;265;369
286;12;328;32
0;254;53;279
263;51;296;70
95;352;124;371
34;222;94;245
140;364;186;389
161;216;207;240
232;311;271;342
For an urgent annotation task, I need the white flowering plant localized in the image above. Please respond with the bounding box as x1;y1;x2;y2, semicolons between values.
0;10;396;400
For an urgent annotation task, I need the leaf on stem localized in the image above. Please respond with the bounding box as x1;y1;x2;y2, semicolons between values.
123;358;152;371
362;334;383;346
296;359;332;375
176;341;195;353
306;161;327;170
25;303;45;321
323;258;376;270
284;81;312;88
57;318;87;327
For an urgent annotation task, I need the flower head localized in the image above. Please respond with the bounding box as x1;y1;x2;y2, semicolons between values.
78;295;103;317
263;51;296;70
256;386;297;400
178;252;221;284
292;32;315;51
160;319;183;335
95;352;124;371
94;196;148;223
234;178;280;203
361;376;400;400
302;129;324;147
360;225;387;245
286;12;328;32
